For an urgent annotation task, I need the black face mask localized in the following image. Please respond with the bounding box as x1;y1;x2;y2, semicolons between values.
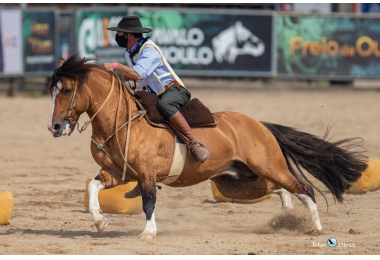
115;34;127;48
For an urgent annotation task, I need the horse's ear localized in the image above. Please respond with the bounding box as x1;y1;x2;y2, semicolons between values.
59;58;65;67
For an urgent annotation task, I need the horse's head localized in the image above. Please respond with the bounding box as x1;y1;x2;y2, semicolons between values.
47;54;97;137
212;21;265;64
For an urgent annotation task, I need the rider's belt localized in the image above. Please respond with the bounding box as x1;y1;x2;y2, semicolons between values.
143;81;180;96
142;82;176;92
164;81;176;89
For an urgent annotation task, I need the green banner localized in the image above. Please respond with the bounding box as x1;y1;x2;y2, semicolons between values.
277;15;380;78
129;8;273;76
76;9;127;65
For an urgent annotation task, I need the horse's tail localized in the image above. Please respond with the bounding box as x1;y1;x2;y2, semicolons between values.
261;122;368;203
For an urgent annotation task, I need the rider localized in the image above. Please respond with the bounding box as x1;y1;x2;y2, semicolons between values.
103;16;210;163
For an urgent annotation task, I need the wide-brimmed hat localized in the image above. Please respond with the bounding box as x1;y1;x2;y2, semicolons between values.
107;16;152;33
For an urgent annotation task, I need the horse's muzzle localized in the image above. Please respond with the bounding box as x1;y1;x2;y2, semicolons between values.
48;118;72;137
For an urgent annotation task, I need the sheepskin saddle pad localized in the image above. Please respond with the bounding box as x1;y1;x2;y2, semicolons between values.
135;91;218;129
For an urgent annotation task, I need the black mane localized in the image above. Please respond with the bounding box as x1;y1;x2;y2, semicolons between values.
50;53;98;89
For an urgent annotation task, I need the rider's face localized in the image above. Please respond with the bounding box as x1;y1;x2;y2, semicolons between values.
116;31;124;36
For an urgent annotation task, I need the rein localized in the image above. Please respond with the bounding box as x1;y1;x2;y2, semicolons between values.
66;72;145;181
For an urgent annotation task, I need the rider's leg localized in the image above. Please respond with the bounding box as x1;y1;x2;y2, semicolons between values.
157;86;210;163
169;111;210;163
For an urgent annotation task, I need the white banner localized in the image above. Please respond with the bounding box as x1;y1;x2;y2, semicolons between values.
0;9;22;74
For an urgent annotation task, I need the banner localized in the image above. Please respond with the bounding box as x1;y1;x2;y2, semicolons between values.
0;9;23;74
59;11;75;60
0;13;3;73
129;8;273;77
277;15;380;78
75;9;127;65
360;3;380;13
23;10;56;73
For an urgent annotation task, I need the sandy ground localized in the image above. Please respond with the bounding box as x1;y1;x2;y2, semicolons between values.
1;85;380;255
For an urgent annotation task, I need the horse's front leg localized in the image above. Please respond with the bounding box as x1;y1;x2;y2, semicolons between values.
88;169;119;232
88;177;108;232
138;175;157;240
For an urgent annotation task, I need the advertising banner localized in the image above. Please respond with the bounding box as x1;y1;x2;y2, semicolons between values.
75;9;127;65
129;8;274;77
277;15;380;79
23;10;57;73
0;9;23;74
360;3;380;13
59;11;75;60
0;12;3;73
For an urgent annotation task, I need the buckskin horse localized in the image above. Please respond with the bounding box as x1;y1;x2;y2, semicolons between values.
47;54;367;239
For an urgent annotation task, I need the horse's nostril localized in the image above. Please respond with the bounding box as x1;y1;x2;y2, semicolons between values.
53;123;61;131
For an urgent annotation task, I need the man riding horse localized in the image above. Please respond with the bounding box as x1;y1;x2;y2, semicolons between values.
103;16;210;163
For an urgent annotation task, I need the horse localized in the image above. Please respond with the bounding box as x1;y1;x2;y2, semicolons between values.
47;53;367;239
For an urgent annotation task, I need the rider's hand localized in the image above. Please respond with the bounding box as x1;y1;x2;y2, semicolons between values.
103;62;115;72
121;75;132;81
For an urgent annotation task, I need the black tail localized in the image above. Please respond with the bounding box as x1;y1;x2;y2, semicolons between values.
262;122;368;203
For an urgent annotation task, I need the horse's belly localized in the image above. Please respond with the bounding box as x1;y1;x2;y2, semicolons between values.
211;175;276;200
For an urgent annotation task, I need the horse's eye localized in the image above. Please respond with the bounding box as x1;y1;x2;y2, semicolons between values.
63;88;72;96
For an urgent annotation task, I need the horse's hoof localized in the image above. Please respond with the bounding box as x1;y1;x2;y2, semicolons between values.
95;217;108;232
307;227;322;236
139;232;156;240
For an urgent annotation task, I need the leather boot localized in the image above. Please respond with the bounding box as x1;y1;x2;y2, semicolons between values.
169;111;210;163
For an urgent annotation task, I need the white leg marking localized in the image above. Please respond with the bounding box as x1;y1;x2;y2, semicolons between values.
272;188;294;209
294;193;322;232
48;81;62;134
140;210;157;239
88;179;105;224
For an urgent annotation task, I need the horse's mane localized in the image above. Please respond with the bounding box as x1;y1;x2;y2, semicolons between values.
50;53;99;89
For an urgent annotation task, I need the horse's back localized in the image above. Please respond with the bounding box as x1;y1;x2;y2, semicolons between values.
211;111;285;165
212;111;272;141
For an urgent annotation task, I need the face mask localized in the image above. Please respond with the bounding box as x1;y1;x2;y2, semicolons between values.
115;34;127;48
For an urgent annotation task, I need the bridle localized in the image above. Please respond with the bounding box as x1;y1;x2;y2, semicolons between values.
64;80;79;133
61;76;115;136
61;72;145;180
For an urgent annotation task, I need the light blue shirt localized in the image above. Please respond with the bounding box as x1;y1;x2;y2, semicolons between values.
125;40;185;95
131;44;174;87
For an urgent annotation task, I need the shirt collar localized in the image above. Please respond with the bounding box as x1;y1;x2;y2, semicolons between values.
127;37;150;58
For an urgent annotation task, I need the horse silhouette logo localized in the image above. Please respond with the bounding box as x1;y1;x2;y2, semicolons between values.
212;21;265;64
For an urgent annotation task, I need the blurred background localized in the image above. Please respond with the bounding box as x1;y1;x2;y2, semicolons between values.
1;2;380;96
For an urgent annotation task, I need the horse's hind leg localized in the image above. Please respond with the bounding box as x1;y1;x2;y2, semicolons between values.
88;177;108;232
270;171;322;232
293;185;322;233
272;188;293;209
246;154;322;232
275;175;322;232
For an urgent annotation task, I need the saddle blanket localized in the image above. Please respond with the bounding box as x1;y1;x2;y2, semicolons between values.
135;90;218;128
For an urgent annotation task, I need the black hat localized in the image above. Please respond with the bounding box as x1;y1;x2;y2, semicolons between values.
107;16;152;33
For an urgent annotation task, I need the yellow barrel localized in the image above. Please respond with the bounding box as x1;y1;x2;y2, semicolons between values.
84;179;142;214
0;190;14;225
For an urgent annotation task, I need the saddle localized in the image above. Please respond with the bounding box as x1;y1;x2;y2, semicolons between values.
135;90;218;129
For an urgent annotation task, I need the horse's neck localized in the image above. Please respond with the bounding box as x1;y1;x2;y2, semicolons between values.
86;72;138;139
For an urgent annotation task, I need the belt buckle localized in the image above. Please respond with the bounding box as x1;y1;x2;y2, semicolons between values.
165;82;176;89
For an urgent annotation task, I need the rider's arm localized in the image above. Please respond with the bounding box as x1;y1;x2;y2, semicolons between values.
103;44;162;81
103;62;141;80
131;44;162;79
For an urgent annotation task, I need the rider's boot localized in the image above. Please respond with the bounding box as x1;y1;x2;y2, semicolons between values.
169;111;210;163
